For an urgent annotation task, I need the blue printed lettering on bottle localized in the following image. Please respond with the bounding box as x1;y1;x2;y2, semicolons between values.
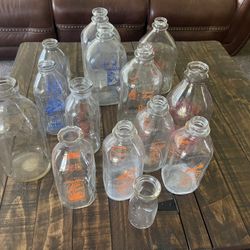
103;58;120;86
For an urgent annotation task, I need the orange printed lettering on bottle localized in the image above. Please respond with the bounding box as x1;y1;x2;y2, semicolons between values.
185;163;204;178
142;91;154;100
110;145;128;161
129;75;138;85
67;151;81;160
66;179;86;202
116;168;136;194
128;89;137;101
149;141;166;164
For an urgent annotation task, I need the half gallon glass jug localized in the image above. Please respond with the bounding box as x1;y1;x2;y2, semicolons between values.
52;126;96;209
86;23;127;106
0;77;51;182
65;77;101;153
102;120;144;201
135;95;174;172
118;43;162;122
167;61;213;128
140;17;177;94
161;116;213;195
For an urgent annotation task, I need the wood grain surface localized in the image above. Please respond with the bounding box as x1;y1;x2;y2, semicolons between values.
0;41;249;250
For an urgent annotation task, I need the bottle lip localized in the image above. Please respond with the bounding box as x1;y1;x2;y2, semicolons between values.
69;77;93;95
134;42;154;61
57;126;83;145
0;76;18;97
38;60;56;73
133;175;161;200
92;7;108;17
42;38;59;49
113;120;137;139
96;23;114;39
147;95;169;116
152;17;169;31
185;116;210;137
184;61;209;83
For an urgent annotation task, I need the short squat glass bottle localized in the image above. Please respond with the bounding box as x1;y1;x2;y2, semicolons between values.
128;175;161;229
65;77;101;153
161;116;213;195
102;120;145;201
86;23;127;106
140;17;177;94
33;60;68;135
0;77;51;182
118;42;162;122
135;95;174;173
39;38;71;81
167;61;213;128
52;126;96;209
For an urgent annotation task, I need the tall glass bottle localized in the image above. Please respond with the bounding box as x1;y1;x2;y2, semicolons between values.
167;61;213;128
102;120;144;201
0;77;51;182
135;95;174;172
33;60;68;135
118;43;162;122
161;116;213;195
38;38;71;81
140;17;177;94
85;23;127;106
52;126;96;209
65;77;100;153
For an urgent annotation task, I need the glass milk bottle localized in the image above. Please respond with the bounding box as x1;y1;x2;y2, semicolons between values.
135;95;174;172
161;116;213;195
102;120;144;201
167;61;213;128
33;60;68;135
128;175;161;229
85;23;127;106
65;77;101;153
140;17;177;94
118;42;162;122
52;126;96;209
0;77;51;182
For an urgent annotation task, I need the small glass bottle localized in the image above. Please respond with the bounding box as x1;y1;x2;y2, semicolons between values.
140;17;177;94
33;60;68;135
0;77;51;182
161;116;213;195
65;77;101;153
118;42;162;122
135;95;174;172
86;23;127;106
52;126;96;209
167;61;213;128
128;175;161;229
102;120;144;201
39;38;71;81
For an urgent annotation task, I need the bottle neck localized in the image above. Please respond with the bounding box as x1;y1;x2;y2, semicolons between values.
57;126;83;146
152;17;169;32
185;116;210;138
92;16;109;24
70;77;93;97
92;7;108;23
134;42;154;63
0;77;19;99
96;23;115;41
184;61;209;84
147;95;169;116
42;38;59;51
113;120;137;141
38;60;56;75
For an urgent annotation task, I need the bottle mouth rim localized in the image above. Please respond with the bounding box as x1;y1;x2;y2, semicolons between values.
96;23;114;38
38;60;56;72
185;61;209;82
152;17;169;30
147;95;169;115
113;120;136;139
134;42;154;61
57;126;83;144
186;116;210;137
69;77;93;94
92;7;108;17
42;38;58;49
0;76;17;95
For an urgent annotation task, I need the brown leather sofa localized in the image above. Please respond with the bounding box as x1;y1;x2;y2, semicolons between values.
0;0;249;60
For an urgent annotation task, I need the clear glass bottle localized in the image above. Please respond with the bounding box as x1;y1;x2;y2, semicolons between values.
38;38;71;81
33;60;68;135
52;126;96;209
65;77;100;153
161;116;213;195
0;77;51;182
86;23;127;106
102;120;144;201
118;42;162;122
140;17;177;94
167;61;213;128
135;95;174;172
128;175;161;229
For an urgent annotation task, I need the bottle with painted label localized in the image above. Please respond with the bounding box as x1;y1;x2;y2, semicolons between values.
102;120;144;201
135;95;174;173
161;116;213;195
33;60;68;135
65;77;101;153
38;38;71;81
85;23;127;106
140;17;177;94
0;77;51;182
167;61;213;128
118;43;162;122
52;126;96;209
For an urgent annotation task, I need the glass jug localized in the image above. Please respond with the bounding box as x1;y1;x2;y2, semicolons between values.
118;42;162;122
0;77;51;182
161;116;213;195
52;126;96;209
140;17;177;94
167;61;213;128
65;77;101;153
135;95;174;172
85;23;127;106
102;120;144;201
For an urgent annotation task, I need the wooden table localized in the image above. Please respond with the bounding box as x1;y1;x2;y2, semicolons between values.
0;41;250;250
